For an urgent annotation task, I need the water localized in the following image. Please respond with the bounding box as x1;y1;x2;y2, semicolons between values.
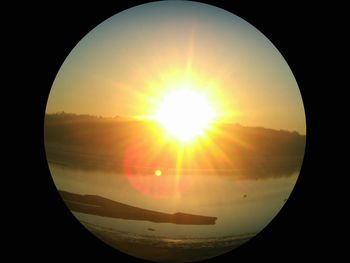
49;163;298;238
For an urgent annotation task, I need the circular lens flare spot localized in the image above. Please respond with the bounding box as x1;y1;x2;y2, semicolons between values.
155;169;162;176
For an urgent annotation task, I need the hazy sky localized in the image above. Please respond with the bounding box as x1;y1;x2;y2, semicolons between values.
47;1;306;134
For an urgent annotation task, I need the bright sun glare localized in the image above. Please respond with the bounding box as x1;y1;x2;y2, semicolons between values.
155;89;215;141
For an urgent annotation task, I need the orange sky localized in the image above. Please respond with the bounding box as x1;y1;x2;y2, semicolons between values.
46;1;306;134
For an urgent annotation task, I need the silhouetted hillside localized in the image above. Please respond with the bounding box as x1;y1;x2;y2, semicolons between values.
45;113;306;179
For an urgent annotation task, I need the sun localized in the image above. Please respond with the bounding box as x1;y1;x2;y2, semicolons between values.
155;89;215;141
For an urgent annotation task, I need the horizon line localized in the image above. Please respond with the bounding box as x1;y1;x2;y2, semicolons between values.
45;111;306;136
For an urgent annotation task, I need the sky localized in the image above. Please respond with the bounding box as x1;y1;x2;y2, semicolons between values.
46;1;306;134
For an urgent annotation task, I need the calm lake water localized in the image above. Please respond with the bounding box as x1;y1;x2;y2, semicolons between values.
49;163;298;238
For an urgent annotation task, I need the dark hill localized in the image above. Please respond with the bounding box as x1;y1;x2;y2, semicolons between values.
45;113;306;179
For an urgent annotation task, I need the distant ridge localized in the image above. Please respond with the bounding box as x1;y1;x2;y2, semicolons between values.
45;113;306;179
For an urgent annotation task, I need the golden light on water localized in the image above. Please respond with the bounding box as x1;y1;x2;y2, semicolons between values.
154;88;216;141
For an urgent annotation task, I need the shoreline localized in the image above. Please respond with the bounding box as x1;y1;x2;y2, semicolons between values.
82;220;254;263
60;190;217;225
